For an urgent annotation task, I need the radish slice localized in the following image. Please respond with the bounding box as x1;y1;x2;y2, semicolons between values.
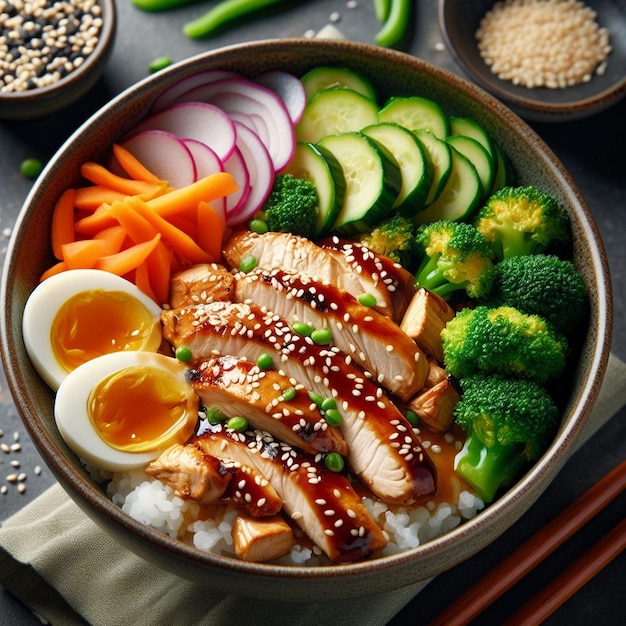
152;70;240;112
182;139;223;180
255;70;306;124
222;146;251;216
134;101;237;163
172;78;295;171
118;129;197;188
228;121;274;226
228;109;271;149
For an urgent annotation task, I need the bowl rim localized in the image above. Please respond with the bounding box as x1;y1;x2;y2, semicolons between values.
0;37;614;597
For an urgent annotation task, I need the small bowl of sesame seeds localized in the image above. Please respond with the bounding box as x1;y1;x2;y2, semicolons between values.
438;0;626;122
0;0;116;121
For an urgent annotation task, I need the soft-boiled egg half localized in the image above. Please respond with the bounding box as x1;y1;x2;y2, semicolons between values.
55;350;199;472
23;269;163;390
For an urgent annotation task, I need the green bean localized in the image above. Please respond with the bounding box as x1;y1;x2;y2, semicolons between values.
374;0;412;49
373;0;391;23
183;0;296;40
148;56;173;73
132;0;198;12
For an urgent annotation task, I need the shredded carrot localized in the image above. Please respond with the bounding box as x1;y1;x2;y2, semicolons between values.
73;204;117;236
197;201;226;261
74;186;128;212
95;233;162;276
107;199;158;244
111;143;162;183
51;188;76;260
80;161;169;198
61;239;109;270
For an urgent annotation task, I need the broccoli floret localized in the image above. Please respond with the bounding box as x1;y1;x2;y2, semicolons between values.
483;254;588;335
454;374;559;502
474;186;571;260
441;305;568;384
358;214;418;269
261;174;319;238
414;220;495;300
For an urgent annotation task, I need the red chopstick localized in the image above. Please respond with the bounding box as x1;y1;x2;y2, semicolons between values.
428;459;626;626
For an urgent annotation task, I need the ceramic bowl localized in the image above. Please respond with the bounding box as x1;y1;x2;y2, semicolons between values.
0;0;116;121
0;39;613;601
438;0;626;122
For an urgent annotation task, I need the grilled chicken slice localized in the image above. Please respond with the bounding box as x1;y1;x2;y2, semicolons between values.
234;267;429;400
222;231;414;322
232;513;294;562
170;263;235;309
191;355;347;456
193;427;387;562
162;301;437;505
146;443;282;516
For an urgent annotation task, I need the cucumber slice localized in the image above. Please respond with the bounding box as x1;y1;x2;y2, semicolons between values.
296;88;379;143
449;116;496;163
319;132;402;235
361;122;433;215
415;145;481;224
489;141;512;195
378;96;449;140
414;130;452;206
300;66;377;102
446;135;495;199
282;142;346;236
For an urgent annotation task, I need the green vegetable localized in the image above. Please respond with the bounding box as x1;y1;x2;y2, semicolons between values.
453;374;559;502
238;254;258;273
175;345;193;362
474;186;571;260
311;328;333;345
374;0;412;48
249;219;269;234
320;398;337;411
256;352;274;370
357;293;377;308
183;0;297;39
260;174;319;239
358;213;418;270
323;408;343;427
324;452;345;473
308;391;324;408
292;321;314;337
205;407;225;425
148;56;173;73
20;157;43;179
414;220;495;300
281;387;297;402
373;0;391;22
132;0;198;12
226;416;249;432
405;410;419;428
441;305;568;384
482;254;588;335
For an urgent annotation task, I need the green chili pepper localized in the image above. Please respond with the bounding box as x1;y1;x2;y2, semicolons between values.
132;0;199;12
374;0;412;49
183;0;298;40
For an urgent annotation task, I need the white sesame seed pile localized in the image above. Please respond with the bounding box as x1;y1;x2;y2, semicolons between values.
0;0;104;94
476;0;612;89
1;427;41;495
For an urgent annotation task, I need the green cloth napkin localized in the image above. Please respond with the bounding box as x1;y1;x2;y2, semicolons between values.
1;353;625;626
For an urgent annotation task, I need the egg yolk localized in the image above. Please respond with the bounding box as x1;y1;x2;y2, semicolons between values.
88;365;199;453
51;289;157;373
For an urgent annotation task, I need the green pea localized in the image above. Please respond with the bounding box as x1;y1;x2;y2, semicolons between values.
323;408;343;427
148;56;173;73
321;397;337;411
206;407;225;425
226;416;249;432
249;219;269;234
20;158;43;179
256;352;274;370
238;254;258;273
281;387;297;402
292;321;314;337
308;391;324;407
357;292;377;307
175;345;193;362
311;328;332;345
405;410;419;428
324;452;345;473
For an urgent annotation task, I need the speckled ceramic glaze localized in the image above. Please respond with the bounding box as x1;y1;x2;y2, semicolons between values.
438;0;626;122
0;0;116;121
0;40;613;601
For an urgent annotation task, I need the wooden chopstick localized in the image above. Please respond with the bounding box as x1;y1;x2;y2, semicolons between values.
428;459;626;626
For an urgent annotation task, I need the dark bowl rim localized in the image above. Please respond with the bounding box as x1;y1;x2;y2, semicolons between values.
0;37;614;595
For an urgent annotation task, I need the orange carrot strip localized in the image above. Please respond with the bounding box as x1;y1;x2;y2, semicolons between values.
111;143;162;183
107;199;158;244
147;241;172;306
61;239;108;270
128;197;211;265
146;172;237;219
92;224;128;256
73;204;117;236
197;201;226;261
40;260;67;282
51;188;76;260
74;186;129;211
168;215;198;240
134;260;158;303
95;233;162;276
80;162;168;197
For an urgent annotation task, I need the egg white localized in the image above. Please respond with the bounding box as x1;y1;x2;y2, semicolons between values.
22;269;163;391
54;350;196;472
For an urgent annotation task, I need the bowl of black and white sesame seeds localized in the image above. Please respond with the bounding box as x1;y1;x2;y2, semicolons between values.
0;0;116;120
